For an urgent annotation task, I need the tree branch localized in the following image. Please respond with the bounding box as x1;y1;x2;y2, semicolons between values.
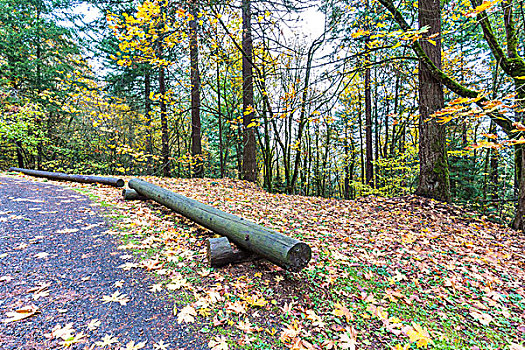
376;0;514;134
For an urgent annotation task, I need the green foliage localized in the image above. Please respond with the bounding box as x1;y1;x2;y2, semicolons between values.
374;151;418;197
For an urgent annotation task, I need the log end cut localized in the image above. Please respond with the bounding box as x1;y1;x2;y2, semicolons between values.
115;179;125;188
285;242;312;272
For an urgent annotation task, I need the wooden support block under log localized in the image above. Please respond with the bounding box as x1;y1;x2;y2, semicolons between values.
207;237;258;267
122;188;148;200
128;178;311;271
9;167;125;187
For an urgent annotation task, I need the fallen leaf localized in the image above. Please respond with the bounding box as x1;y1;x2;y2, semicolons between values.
95;334;119;347
33;290;49;300
2;304;39;323
153;340;170;350
118;262;139;270
406;323;433;348
56;228;79;234
102;291;130;306
149;283;162;293
177;305;196;324
120;340;146;350
339;326;357;350
87;319;101;331
333;303;353;322
166;276;188;290
114;280;125;288
0;275;14;282
226;300;246;314
60;331;86;347
244;294;267;308
470;310;493;325
208;335;229;350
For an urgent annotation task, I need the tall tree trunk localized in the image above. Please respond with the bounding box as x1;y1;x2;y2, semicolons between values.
513;144;525;230
261;74;272;191
511;87;525;230
16;141;24;168
414;0;450;201
344;121;350;200
241;0;257;182
159;58;170;177
373;71;379;187
144;71;153;174
364;37;374;187
189;0;203;177
390;68;401;156
321;123;331;197
358;94;365;184
217;59;224;178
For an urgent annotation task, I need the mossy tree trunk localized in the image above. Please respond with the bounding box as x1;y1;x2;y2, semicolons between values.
414;0;450;202
377;0;524;227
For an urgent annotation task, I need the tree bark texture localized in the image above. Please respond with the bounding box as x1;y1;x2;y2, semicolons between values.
189;0;203;178
217;59;225;178
414;0;450;202
157;38;170;177
128;178;311;271
16;141;24;168
241;0;257;182
364;37;374;187
9;167;125;187
144;71;154;175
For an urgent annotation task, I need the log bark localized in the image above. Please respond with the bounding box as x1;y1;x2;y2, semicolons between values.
128;178;311;271
207;237;257;267
122;189;147;200
9;167;125;187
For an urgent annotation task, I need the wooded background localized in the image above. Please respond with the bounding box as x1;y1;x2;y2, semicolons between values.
1;0;524;228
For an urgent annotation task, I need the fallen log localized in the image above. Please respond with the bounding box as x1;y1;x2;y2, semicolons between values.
128;178;311;271
9;167;124;188
207;237;258;267
122;188;147;200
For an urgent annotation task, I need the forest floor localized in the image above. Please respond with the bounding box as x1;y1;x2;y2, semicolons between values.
1;172;524;350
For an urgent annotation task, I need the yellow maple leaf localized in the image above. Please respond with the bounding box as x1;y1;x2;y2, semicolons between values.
244;295;267;308
333;303;353;322
473;0;498;13
406;323;433;348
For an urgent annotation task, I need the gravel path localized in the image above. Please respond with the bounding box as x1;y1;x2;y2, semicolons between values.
0;177;205;350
